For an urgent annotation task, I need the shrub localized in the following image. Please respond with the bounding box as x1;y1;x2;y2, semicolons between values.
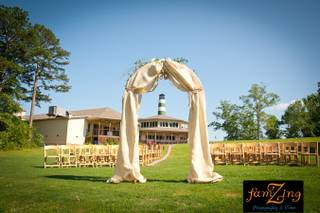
0;113;43;150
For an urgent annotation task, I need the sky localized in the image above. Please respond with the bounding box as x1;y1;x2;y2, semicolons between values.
2;0;320;140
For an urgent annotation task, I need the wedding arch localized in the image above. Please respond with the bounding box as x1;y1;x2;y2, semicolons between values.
108;58;223;183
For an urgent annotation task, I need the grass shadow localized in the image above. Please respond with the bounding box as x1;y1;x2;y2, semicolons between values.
45;175;107;182
147;179;188;183
45;175;188;184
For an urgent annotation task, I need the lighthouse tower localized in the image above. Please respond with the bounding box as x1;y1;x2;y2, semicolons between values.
158;94;166;115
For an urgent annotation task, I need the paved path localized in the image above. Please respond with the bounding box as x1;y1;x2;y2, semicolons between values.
146;144;173;166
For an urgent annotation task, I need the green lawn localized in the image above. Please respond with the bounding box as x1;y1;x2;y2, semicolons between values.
0;144;320;213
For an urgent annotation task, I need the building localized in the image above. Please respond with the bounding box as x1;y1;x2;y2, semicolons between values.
138;94;188;144
139;115;188;144
27;106;121;145
28;94;188;145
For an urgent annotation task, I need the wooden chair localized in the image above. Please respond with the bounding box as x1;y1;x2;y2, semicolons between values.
139;145;144;165
301;142;319;167
67;145;79;167
95;145;106;167
153;145;158;161
227;143;244;165
261;143;280;165
78;145;94;167
44;145;60;168
148;145;153;163
157;145;162;159
60;145;72;167
105;145;112;166
150;145;160;163
280;142;299;166
243;143;260;165
211;143;227;165
139;145;149;165
110;145;118;167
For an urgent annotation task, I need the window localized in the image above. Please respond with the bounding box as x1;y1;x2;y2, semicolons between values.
103;127;109;135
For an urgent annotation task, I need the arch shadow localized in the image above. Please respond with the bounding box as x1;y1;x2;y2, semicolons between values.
44;175;188;183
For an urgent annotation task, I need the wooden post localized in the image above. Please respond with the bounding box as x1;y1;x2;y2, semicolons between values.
98;122;101;144
146;132;148;144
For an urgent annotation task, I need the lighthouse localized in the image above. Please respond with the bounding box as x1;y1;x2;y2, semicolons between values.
158;94;166;115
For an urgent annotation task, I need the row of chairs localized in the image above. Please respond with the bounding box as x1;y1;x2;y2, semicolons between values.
44;144;163;168
139;144;162;165
44;145;118;168
210;142;319;167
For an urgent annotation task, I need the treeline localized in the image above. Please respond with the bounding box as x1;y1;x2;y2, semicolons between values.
0;6;70;150
210;82;320;140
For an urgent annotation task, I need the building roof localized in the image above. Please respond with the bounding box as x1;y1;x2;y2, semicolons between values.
139;115;188;123
71;107;121;120
25;107;187;124
139;127;188;133
24;107;121;121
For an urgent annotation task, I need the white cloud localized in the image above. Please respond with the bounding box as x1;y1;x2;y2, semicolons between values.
268;100;296;111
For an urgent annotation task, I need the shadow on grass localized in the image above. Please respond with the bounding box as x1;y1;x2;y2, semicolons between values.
45;175;106;182
147;179;188;183
45;175;188;183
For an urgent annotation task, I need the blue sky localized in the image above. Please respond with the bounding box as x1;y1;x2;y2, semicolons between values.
3;0;320;140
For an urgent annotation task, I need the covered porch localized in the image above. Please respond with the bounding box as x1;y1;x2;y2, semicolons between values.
86;118;120;144
139;129;188;144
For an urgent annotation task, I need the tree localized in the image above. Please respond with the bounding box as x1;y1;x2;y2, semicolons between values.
210;83;280;140
209;101;241;140
0;5;30;107
0;6;39;150
240;83;279;139
209;101;257;140
25;24;70;128
264;115;280;139
302;82;320;136
281;82;320;138
281;100;310;138
0;5;69;149
237;106;256;140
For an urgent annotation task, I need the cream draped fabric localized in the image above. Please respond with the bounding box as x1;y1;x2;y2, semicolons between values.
108;58;223;183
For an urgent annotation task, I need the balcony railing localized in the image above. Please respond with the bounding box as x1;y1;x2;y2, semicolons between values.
93;129;119;137
141;139;187;144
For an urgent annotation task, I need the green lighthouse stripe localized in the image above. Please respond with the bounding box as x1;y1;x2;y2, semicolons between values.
158;111;165;115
